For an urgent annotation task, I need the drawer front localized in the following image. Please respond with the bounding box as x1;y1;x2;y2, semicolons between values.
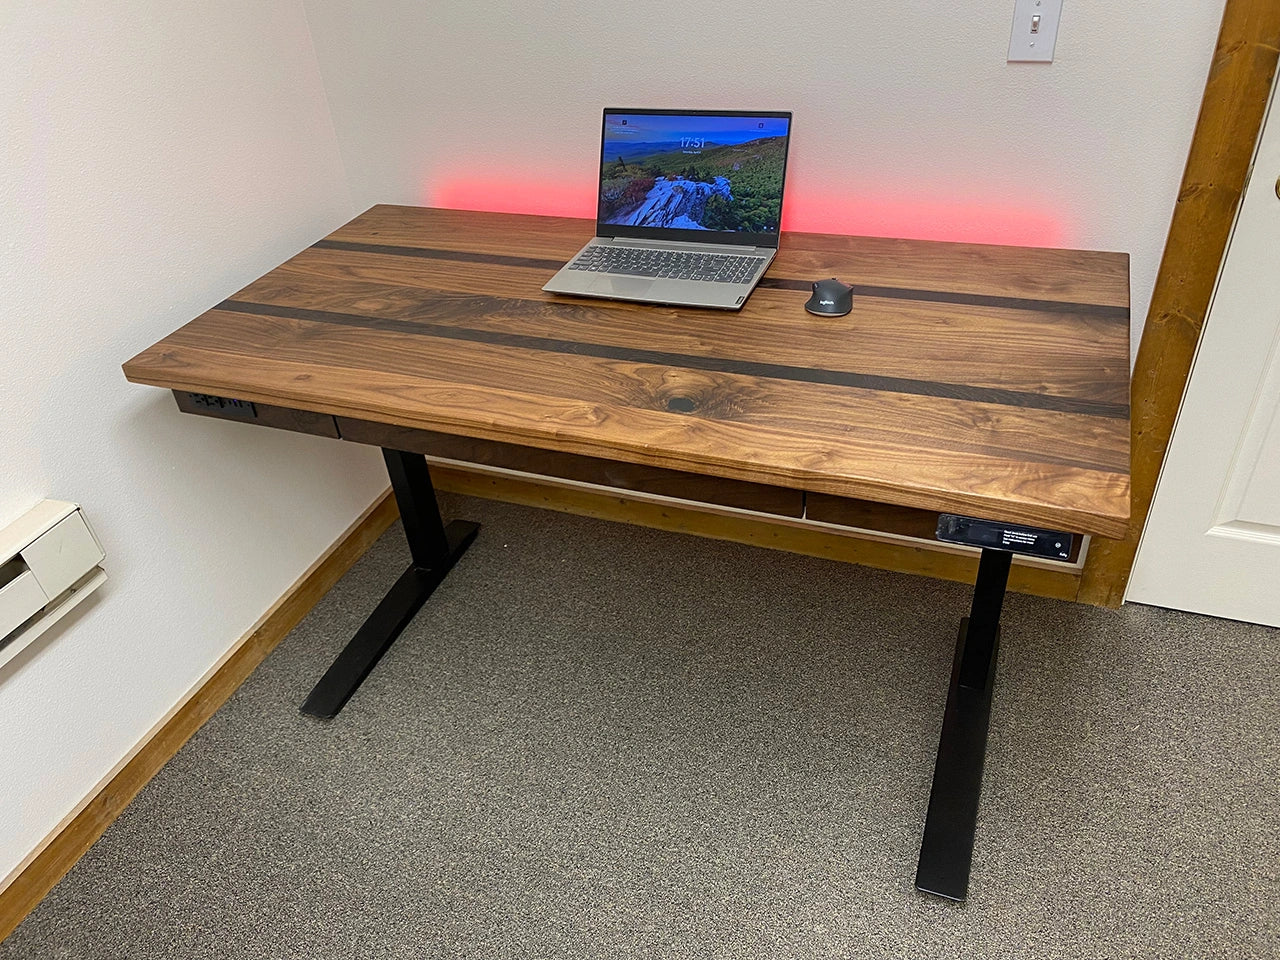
336;418;804;518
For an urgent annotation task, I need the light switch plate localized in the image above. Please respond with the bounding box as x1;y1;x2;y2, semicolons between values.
1008;0;1063;63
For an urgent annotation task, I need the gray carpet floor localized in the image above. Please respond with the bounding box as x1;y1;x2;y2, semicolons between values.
4;494;1277;959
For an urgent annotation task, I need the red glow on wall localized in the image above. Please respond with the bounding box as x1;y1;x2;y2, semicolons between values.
431;178;596;220
783;192;1064;248
429;175;1068;248
784;192;1067;247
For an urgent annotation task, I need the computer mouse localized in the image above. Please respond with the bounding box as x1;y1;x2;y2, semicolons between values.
805;278;854;317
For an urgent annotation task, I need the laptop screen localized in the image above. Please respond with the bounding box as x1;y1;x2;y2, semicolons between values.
596;109;792;248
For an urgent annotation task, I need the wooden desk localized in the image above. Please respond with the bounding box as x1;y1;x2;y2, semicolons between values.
123;205;1131;900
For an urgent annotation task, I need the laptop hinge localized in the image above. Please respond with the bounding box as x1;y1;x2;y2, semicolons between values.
602;237;764;255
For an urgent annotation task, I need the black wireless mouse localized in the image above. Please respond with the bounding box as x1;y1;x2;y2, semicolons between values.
805;278;854;317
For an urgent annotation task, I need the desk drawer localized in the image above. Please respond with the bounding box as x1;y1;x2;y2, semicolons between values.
805;492;943;540
336;419;804;518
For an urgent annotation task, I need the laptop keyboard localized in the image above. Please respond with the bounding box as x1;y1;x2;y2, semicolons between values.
568;246;766;283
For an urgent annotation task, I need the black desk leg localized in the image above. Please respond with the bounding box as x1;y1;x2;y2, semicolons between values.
915;547;1012;901
301;448;479;719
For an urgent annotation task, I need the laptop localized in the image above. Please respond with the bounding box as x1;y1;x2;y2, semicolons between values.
543;108;793;310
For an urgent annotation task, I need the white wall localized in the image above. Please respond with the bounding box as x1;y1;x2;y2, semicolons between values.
0;0;1232;891
302;0;1227;356
0;4;386;881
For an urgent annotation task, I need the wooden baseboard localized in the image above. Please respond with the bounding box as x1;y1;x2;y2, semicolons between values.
0;490;399;943
430;465;1084;602
0;452;1098;940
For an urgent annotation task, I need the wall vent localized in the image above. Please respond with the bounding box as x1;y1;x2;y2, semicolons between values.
0;501;107;671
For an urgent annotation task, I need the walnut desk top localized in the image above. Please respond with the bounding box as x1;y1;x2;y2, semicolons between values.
123;205;1130;539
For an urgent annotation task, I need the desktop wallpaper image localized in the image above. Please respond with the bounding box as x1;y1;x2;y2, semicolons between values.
598;114;789;233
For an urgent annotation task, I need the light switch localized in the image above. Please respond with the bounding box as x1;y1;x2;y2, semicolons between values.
1008;0;1063;63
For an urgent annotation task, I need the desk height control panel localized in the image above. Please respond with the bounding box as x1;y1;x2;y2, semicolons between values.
935;514;1074;562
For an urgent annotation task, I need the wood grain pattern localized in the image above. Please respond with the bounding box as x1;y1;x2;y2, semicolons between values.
0;492;398;943
1078;0;1280;605
331;205;1131;307
124;205;1131;538
244;249;1130;405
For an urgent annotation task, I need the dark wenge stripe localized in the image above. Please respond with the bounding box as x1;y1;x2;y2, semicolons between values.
314;239;567;273
312;238;1129;320
217;298;1130;420
758;278;1129;319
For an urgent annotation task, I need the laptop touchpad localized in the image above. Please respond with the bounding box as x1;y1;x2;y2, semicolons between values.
591;275;654;298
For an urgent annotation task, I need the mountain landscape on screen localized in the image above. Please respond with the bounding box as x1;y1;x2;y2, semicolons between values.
599;136;786;232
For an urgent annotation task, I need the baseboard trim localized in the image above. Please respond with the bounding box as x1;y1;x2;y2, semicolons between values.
0;455;1093;939
0;490;399;943
429;464;1083;602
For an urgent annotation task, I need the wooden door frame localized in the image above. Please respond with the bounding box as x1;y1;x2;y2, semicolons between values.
429;0;1280;610
1078;0;1280;605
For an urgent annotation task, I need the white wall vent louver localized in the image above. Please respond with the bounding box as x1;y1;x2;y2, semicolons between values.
0;500;107;671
